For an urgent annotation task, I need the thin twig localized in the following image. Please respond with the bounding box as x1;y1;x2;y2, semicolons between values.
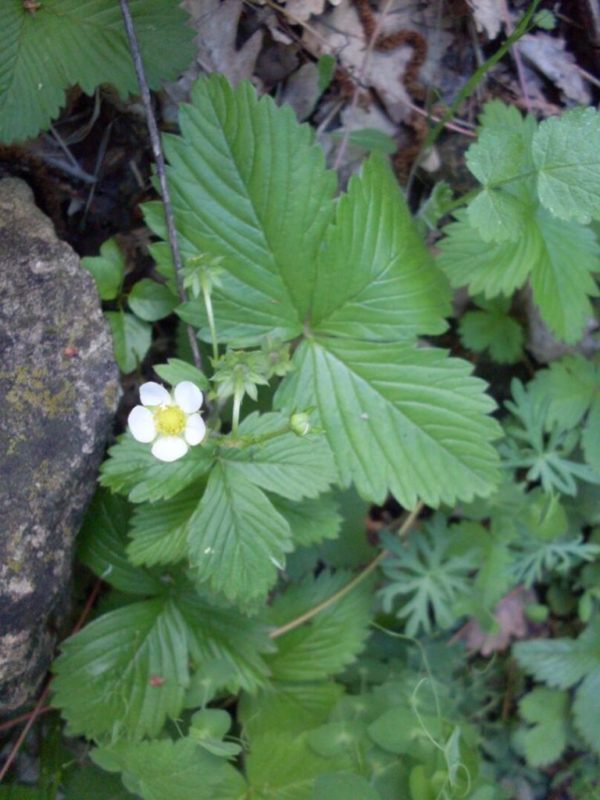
270;502;424;639
499;0;531;114
118;0;203;372
332;0;395;171
0;579;103;783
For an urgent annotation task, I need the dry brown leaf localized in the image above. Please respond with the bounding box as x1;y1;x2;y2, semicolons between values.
459;588;534;656
183;0;263;84
519;33;591;105
468;0;504;40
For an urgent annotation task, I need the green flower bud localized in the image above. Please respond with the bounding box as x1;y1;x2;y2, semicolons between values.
290;413;311;437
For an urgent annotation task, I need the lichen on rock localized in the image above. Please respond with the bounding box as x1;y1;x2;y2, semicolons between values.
0;178;120;715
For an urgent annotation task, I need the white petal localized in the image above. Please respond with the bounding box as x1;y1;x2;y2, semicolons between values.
128;406;156;443
151;436;188;462
184;414;206;446
140;381;170;406
174;381;203;413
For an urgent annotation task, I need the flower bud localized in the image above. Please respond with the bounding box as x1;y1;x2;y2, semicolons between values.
290;412;311;437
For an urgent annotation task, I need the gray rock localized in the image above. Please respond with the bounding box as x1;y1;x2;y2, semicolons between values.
0;178;120;715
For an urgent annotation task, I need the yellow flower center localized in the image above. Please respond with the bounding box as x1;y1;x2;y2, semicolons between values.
154;405;186;436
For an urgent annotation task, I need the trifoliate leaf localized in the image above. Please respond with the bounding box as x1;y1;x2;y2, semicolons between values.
459;298;524;364
379;514;477;636
81;237;125;301
309;154;450;341
438;208;600;344
100;434;214;503
92;739;246;800
271;493;342;548
276;338;501;507
106;311;152;374
518;688;569;767
78;490;164;595
53;598;190;740
0;1;194;144
533;106;600;224
266;570;374;681
147;74;336;341
222;412;338;501
128;279;177;322
186;462;293;604
128;485;202;567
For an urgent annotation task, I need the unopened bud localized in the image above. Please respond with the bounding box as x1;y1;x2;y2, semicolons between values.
290;413;311;437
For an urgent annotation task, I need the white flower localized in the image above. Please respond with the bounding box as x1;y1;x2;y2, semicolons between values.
128;381;206;462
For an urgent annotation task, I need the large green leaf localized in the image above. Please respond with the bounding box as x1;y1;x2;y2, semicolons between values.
533;106;600;224
309;155;449;340
146;74;336;340
276;339;501;507
186;462;293;603
266;570;374;681
0;0;194;143
53;598;190;740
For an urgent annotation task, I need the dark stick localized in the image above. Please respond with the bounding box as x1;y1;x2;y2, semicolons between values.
119;0;203;372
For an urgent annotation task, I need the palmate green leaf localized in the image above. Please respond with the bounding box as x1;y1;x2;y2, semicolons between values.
309;154;449;340
276;338;501;507
0;0;194;144
53;598;190;740
266;570;374;681
186;462;293;603
79;490;164;595
533;106;600;224
438;208;600;343
100;434;214;503
145;74;336;341
518;688;569;767
92;739;245;800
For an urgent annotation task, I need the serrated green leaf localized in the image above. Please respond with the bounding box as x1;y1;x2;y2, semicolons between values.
572;666;600;754
128;485;202;567
276;338;501;507
466;189;526;243
105;311;152;374
318;487;375;569
271;493;341;548
147;74;336;341
533;106;600;224
82;237;125;301
186;462;293;604
100;434;214;504
0;0;194;144
532;355;598;429
154;359;209;391
309;155;450;340
266;570;374;681
78;490;164;594
222;412;337;501
459;301;524;364
518;688;569;766
92;739;245;800
436;210;535;297
128;279;177;322
513;618;600;689
53;598;190;740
